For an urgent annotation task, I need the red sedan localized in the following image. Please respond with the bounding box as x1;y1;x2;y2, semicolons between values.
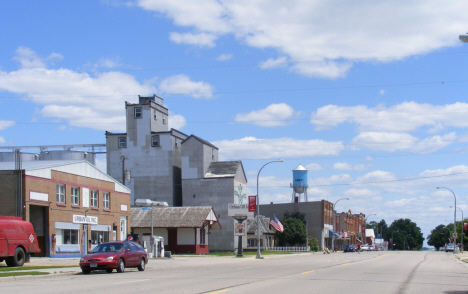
79;241;148;274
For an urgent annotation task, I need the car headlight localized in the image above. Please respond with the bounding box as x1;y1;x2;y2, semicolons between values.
80;258;85;262
106;256;114;261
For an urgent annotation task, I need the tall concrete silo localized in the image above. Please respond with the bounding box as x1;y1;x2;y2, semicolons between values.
290;165;308;203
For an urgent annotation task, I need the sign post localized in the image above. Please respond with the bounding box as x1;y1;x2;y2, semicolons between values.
228;204;253;257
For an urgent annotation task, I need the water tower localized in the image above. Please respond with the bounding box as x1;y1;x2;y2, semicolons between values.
290;165;308;203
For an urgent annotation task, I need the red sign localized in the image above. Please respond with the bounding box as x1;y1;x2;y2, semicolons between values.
248;196;257;212
464;222;467;231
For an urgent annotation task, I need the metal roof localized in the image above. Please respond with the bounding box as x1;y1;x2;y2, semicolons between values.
205;161;242;178
131;206;221;230
246;215;276;234
0;160;130;194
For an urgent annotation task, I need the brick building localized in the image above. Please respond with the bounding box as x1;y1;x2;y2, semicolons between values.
0;160;131;257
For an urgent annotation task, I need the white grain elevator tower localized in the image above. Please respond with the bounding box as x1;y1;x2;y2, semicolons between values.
290;165;308;203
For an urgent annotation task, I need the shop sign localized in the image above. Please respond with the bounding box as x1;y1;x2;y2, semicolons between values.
235;223;245;236
73;215;98;225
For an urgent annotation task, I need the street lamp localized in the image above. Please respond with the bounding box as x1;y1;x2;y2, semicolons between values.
135;199;168;258
256;159;284;259
332;198;349;251
460;34;468;43
436;187;456;252
403;234;411;251
380;224;388;241
450;206;464;251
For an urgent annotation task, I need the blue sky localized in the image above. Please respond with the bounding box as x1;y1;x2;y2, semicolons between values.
2;1;468;245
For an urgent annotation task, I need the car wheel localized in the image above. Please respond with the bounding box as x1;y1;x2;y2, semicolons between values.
137;258;145;271
116;259;125;273
11;247;25;267
106;269;113;273
82;269;91;275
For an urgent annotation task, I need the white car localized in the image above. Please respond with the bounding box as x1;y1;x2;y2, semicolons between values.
361;245;370;251
369;245;375;251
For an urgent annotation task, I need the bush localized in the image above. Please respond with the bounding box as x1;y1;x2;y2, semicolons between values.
309;237;319;252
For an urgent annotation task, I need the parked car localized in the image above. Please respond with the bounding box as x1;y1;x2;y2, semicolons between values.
361;244;370;251
445;243;455;252
344;244;356;252
79;241;148;274
369;245;375;251
374;246;382;251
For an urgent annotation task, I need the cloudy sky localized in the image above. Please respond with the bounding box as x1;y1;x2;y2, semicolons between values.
2;1;468;246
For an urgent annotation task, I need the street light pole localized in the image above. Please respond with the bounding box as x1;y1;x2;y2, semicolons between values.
256;159;284;259
437;187;456;253
380;223;388;242
404;234;410;251
332;198;349;251
451;206;464;251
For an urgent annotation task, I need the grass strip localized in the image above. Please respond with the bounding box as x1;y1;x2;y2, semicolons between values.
0;271;49;277
0;265;78;272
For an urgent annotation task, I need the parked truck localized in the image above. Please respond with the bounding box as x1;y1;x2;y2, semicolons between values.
0;216;41;266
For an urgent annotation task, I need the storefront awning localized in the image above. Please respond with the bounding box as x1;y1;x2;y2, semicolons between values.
329;230;341;238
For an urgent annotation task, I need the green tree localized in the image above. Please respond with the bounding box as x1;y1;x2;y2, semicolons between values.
427;224;451;250
284;211;306;224
388;218;424;250
276;217;307;246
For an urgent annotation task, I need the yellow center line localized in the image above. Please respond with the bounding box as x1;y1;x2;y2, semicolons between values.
207;290;231;294
342;263;350;266
377;253;390;258
302;270;315;274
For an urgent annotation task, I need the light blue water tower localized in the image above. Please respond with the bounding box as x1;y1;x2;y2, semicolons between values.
290;165;308;203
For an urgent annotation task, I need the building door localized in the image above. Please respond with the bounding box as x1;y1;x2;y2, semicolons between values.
29;205;47;257
120;216;127;241
168;229;177;253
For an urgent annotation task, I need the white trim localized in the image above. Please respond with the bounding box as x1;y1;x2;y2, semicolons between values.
30;191;48;202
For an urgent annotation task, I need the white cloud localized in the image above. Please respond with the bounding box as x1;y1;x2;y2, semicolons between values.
343;188;378;197
169;32;217;47
12;46;63;69
0;120;15;131
0;47;157;132
168;114;186;130
379;90;385;95
235;103;296;127
217;54;232;61
305;163;323;171
0;137;5;144
136;1;468;78
259;57;288;69
333;162;352;170
357;170;397;183
158;74;214;99
311;102;468;132
213;136;344;160
350;131;456;153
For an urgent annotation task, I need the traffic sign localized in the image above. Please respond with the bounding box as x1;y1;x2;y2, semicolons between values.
453;233;458;238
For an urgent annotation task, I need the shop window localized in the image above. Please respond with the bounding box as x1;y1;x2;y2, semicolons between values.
61;229;79;244
91;231;109;245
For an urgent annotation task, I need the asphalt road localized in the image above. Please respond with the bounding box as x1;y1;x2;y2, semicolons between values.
2;251;468;294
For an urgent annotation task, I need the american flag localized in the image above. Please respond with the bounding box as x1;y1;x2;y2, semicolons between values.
269;216;284;233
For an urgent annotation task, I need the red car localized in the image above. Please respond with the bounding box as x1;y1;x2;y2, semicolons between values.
79;241;148;274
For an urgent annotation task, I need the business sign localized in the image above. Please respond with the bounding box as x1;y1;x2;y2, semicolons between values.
235;223;245;236
248;196;256;212
464;222;467;231
228;203;254;218
73;215;98;225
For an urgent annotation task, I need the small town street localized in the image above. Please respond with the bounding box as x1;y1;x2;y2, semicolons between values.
2;251;468;294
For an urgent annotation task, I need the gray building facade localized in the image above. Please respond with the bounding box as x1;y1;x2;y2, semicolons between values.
105;95;188;206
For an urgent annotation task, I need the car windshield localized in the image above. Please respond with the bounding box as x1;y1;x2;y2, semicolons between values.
90;243;123;253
